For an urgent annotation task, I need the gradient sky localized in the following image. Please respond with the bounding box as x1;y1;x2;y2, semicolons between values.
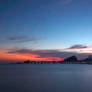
1;0;92;62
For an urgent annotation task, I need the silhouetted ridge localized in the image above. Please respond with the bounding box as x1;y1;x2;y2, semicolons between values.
59;56;78;64
64;56;78;62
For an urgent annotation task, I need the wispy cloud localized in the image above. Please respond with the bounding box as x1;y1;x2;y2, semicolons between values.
8;36;27;41
64;44;92;55
8;36;44;43
2;44;92;62
7;48;89;60
7;49;64;61
68;44;87;49
8;49;59;56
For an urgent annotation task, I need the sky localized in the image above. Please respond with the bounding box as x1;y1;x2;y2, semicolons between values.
1;0;92;62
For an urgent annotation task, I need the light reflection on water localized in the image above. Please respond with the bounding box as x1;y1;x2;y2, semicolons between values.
0;64;92;92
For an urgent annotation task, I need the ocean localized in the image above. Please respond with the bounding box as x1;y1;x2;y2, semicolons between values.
0;64;92;92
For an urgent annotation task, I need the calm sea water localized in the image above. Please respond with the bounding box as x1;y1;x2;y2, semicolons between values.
0;64;92;92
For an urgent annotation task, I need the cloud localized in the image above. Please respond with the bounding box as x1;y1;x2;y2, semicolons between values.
7;49;64;61
7;48;89;60
6;44;92;61
68;44;87;49
64;44;92;55
80;49;92;54
8;36;27;41
8;36;44;43
8;49;59;57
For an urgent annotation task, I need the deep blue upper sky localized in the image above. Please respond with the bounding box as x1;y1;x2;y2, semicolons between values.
1;0;92;50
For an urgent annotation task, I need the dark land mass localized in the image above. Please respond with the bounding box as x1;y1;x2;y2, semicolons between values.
13;55;92;64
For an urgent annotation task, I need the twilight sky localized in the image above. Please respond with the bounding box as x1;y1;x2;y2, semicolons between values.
1;0;92;62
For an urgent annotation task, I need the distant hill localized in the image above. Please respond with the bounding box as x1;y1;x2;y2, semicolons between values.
59;56;78;64
64;56;78;62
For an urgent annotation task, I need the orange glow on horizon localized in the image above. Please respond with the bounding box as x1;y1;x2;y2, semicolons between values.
0;49;64;62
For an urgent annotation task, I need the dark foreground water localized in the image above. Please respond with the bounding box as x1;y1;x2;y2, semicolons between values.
0;64;92;92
